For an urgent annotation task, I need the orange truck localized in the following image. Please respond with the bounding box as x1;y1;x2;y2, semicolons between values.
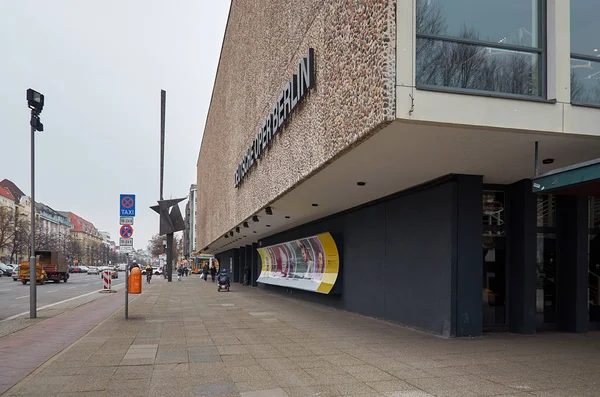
19;261;46;285
19;250;69;284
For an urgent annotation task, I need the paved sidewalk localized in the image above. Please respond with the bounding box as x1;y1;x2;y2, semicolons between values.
3;276;600;397
0;288;132;395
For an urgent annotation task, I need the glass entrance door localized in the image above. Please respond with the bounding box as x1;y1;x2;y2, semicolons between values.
483;190;507;331
536;195;557;330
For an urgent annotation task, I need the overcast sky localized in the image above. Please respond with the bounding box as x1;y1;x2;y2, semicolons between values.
0;1;230;250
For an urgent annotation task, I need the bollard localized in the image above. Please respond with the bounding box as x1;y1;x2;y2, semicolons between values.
128;267;142;294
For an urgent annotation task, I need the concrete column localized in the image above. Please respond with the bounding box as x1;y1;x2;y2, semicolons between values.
508;179;537;334
245;245;252;286
231;248;240;283
239;246;246;285
556;196;589;333
252;243;259;287
453;175;483;337
546;0;571;103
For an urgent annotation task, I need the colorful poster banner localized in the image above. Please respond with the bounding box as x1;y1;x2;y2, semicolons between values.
257;232;340;294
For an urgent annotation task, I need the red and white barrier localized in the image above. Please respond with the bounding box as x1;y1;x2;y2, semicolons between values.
102;271;111;290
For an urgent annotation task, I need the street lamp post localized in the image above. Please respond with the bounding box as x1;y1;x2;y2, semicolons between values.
26;88;44;319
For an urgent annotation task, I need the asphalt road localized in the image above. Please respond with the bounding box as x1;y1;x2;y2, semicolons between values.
0;272;126;320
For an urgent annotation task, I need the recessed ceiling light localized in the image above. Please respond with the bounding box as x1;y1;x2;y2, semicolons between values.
312;203;318;207
542;158;555;165
285;216;290;219
266;225;271;227
357;182;366;186
253;231;257;233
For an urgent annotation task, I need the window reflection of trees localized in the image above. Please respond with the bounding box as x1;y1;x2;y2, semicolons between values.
571;60;600;106
416;1;540;97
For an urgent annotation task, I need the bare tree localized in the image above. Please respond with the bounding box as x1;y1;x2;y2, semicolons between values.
9;217;29;263
148;234;165;257
0;207;15;260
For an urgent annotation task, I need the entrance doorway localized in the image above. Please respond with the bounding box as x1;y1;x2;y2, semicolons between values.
483;190;507;331
536;195;558;330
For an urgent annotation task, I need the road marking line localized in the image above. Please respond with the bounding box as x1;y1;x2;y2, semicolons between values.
15;295;30;300
0;289;12;292
46;290;58;294
1;284;126;323
67;287;76;290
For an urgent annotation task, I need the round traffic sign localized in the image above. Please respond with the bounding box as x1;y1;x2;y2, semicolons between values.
120;224;134;238
121;196;134;209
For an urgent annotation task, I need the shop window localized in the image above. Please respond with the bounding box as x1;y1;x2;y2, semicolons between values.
416;0;545;98
535;195;557;329
570;1;600;106
537;194;556;228
482;190;506;330
588;197;600;322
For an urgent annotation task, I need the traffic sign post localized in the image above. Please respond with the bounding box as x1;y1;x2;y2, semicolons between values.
120;194;136;216
120;217;134;225
120;224;134;239
119;194;136;320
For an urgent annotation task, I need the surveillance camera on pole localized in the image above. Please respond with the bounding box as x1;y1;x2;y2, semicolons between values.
26;88;44;319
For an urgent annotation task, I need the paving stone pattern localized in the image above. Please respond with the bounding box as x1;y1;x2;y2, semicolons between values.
4;277;600;396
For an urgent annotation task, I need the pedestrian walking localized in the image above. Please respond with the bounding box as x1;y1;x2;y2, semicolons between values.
210;265;216;282
184;266;189;277
202;263;209;281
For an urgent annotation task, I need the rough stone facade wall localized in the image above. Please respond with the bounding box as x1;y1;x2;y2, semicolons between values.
197;0;396;250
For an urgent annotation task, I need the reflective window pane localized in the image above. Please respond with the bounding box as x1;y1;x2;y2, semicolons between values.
417;38;542;97
571;59;600;106
537;195;556;228
416;0;540;48
570;0;600;57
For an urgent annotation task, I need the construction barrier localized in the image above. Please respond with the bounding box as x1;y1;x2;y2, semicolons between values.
103;271;111;290
99;271;116;293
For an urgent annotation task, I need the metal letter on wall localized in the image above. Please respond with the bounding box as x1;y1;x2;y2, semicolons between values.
234;48;316;188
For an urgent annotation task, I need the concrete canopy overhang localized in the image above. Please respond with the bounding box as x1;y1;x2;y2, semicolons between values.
533;158;600;196
204;120;600;255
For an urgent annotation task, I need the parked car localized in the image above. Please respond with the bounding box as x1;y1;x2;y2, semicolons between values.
87;266;100;275
0;263;12;277
12;265;20;281
79;266;89;273
154;267;164;275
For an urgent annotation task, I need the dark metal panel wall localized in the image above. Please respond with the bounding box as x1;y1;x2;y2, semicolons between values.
507;179;537;334
556;196;589;333
454;175;484;337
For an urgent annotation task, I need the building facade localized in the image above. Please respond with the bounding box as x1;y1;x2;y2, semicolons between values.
36;202;70;238
184;184;198;258
0;186;15;262
197;0;600;337
60;211;102;266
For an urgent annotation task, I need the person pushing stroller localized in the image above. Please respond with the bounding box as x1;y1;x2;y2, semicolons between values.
217;269;230;291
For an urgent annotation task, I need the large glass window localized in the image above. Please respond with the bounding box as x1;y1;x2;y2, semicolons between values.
482;191;506;330
588;198;600;322
416;0;545;98
536;195;557;329
570;1;600;106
